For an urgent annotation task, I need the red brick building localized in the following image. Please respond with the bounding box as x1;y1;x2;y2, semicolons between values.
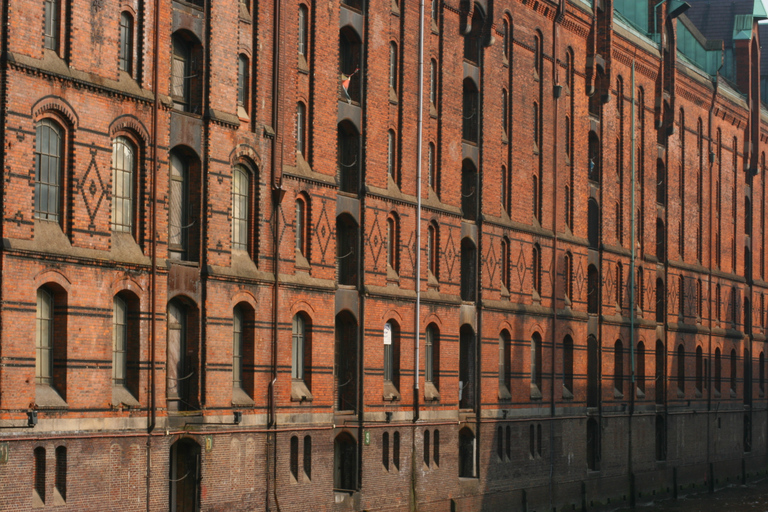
1;0;768;510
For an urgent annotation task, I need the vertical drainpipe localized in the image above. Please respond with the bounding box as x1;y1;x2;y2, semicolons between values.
628;55;636;507
706;74;719;488
199;0;211;416
147;0;162;509
549;10;561;509
414;0;425;422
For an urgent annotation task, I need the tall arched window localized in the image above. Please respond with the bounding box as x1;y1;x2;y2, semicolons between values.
383;321;400;398
35;119;63;222
119;12;134;74
111;136;135;233
231;165;250;251
499;330;512;397
296;102;306;156
298;5;309;58
460;238;477;302
614;340;624;396
36;287;55;387
387;213;399;273
677;344;685;395
563;335;574;396
387;129;396;181
587;264;599;314
338;121;361;194
295;194;309;259
637;341;646;395
238;54;249;108
532;244;542;295
425;324;440;392
389;42;398;95
427;221;438;279
428;142;437;193
429;59;437;107
531;332;542;394
44;0;60;51
715;347;722;394
463;6;483;65
291;313;312;401
462;79;479;144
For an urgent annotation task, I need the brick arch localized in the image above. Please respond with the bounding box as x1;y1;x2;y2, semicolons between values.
230;291;257;310
290;300;316;316
31;96;78;129
229;144;262;170
33;269;72;292
111;277;145;304
381;308;404;324
166;291;198;307
109;114;150;145
422;313;443;331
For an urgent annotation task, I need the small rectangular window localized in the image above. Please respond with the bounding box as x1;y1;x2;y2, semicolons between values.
44;0;59;51
119;13;134;74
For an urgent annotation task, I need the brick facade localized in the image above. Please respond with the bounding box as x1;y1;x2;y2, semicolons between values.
1;0;768;510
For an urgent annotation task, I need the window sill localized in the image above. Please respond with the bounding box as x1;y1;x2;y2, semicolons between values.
36;384;67;409
431;21;439;34
383;381;401;401
386;264;400;284
298;54;309;74
389;88;399;105
562;385;574;400
498;384;512;401
237;105;249;122
424;381;440;402
112;386;140;408
233;387;255;406
296;250;311;270
430;103;437;119
530;383;542;400
637;387;646;399
614;389;624;399
291;380;313;402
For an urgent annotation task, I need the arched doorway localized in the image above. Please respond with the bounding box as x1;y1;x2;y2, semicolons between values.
170;439;200;511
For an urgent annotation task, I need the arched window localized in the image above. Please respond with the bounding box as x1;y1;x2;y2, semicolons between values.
382;432;390;471
563;335;574;396
34;447;46;503
167;299;200;411
335;312;358;412
169;150;201;261
587;336;599;407
731;348;738;396
427;221;438;279
425;324;440;392
231;165;250;252
298;5;309;58
677;344;685;395
614;340;624;396
383;321;400;398
119;12;134;74
111;136;135;233
44;0;60;51
499;330;512;397
291;313;312;401
389;42;398;94
238;54;249;108
502;18;510;59
387;213;399;273
35;119;63;222
295;194;309;259
760;352;765;394
296;102;306;156
531;332;542;393
290;436;300;480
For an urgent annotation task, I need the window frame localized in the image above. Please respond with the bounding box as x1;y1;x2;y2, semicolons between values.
111;136;137;234
34;119;64;223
